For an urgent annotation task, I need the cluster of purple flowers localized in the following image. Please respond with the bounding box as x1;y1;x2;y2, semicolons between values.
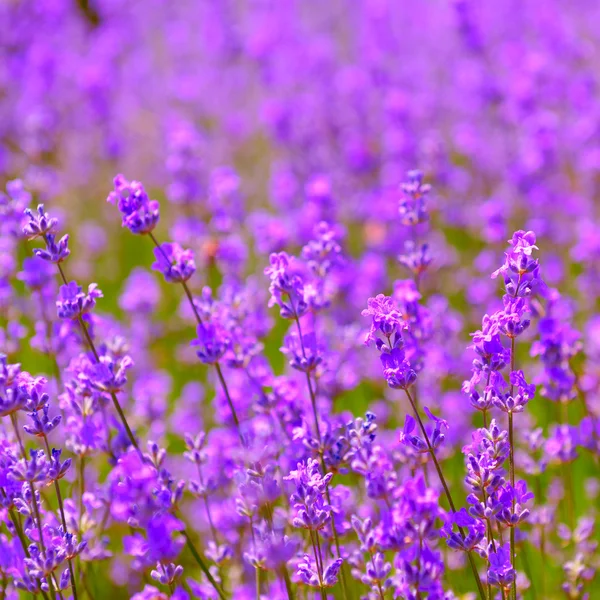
2;2;600;599
0;157;598;599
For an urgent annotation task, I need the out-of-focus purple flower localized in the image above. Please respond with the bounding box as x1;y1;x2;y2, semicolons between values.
119;268;161;314
399;170;430;226
130;586;169;600
17;257;55;290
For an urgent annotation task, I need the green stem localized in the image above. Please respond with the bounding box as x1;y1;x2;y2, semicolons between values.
281;567;295;600
295;315;350;600
10;413;26;458
54;260;141;455
293;316;322;442
214;362;243;445
509;334;517;600
29;481;46;555
148;232;244;445
182;530;227;600
404;388;486;600
43;437;79;600
309;531;327;600
256;567;262;599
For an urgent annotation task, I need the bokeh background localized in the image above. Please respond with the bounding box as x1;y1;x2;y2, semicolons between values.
2;0;600;598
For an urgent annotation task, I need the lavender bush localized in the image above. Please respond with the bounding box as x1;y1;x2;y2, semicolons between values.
1;1;599;599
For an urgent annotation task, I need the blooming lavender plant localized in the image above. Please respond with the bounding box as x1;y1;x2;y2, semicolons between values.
2;4;600;598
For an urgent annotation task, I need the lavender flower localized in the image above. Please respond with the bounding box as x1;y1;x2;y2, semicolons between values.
152;242;196;283
106;175;160;235
56;281;103;320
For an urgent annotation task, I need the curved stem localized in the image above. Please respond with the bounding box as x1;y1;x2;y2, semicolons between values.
54;260;141;455
281;567;295;600
293;316;321;441
148;232;243;444
508;336;517;600
309;531;327;600
29;481;46;555
43;437;79;600
10;413;26;458
214;362;243;444
404;388;486;600
294;315;350;600
256;567;262;598
182;530;227;600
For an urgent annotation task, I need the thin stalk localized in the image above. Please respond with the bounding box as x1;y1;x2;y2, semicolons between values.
256;567;262;599
38;295;63;390
10;413;26;458
29;481;46;555
148;232;243;444
281;567;295;600
520;541;536;599
197;465;218;543
8;506;30;557
182;530;227;600
51;574;65;600
198;498;226;598
54;260;141;455
369;551;386;600
293;316;321;441
214;362;243;445
43;437;79;600
404;388;486;600
294;315;349;600
315;533;326;581
309;531;327;600
79;455;86;527
482;371;492;430
482;490;497;600
508;335;516;600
